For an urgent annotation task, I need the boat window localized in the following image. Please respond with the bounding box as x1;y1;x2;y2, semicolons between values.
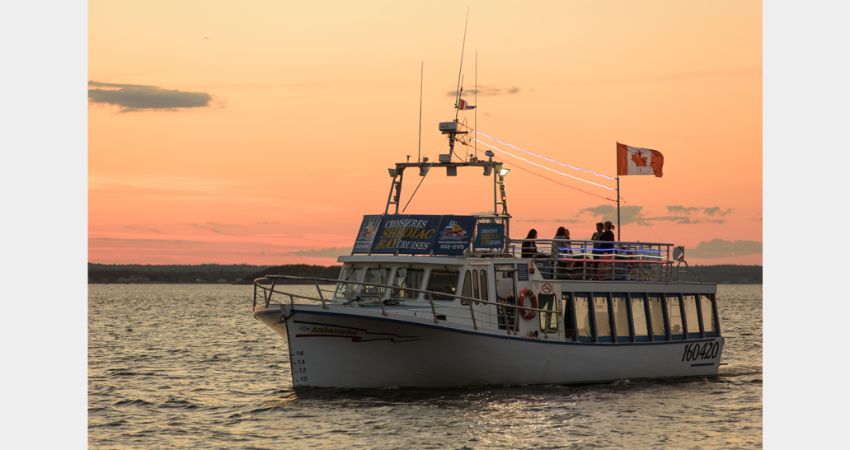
648;295;666;340
630;295;650;342
574;295;592;342
391;268;425;299
683;295;700;338
334;266;364;300
427;269;459;301
666;295;684;340
593;295;612;342
611;294;630;342
479;270;489;303
461;270;473;305
562;293;574;341
362;267;391;298
700;294;716;336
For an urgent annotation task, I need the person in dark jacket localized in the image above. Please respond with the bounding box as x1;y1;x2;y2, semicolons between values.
522;228;543;258
597;221;616;279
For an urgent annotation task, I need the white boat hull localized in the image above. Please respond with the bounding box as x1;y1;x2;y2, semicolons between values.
255;304;724;389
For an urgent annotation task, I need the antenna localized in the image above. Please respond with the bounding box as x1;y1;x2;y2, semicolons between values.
474;50;478;159
439;11;470;162
454;9;469;122
418;61;424;162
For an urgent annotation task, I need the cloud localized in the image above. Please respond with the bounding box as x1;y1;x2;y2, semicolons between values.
580;205;648;225
577;204;733;225
88;80;213;111
447;85;521;97
287;247;352;258
190;222;248;236
652;205;732;224
687;239;762;258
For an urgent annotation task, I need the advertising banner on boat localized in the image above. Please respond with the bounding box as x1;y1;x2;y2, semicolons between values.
474;223;505;249
434;215;476;255
363;214;476;255
353;215;383;253
370;214;443;254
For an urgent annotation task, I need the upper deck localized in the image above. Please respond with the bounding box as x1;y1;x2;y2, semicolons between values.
348;154;693;284
345;233;688;283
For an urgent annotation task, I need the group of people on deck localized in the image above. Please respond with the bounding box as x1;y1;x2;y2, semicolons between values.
520;221;618;279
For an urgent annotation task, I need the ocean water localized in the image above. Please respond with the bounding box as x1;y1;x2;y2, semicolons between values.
89;284;762;449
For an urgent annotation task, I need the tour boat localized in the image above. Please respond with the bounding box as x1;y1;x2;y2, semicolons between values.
251;122;724;389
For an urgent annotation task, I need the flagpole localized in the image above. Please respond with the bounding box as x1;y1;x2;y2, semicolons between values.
616;176;621;241
418;61;423;162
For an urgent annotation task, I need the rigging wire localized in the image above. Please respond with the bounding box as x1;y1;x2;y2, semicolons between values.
463;126;616;181
473;137;616;190
502;160;617;202
401;168;429;213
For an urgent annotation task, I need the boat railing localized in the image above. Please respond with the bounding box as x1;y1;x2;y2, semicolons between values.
253;275;563;337
507;239;674;282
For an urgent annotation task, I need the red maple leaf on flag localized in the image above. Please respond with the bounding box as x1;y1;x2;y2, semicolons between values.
631;150;648;167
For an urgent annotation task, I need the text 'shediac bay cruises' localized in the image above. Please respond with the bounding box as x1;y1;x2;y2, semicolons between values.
251;52;724;390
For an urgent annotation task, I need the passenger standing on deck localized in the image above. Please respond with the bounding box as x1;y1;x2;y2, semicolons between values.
552;227;573;279
589;222;604;278
598;221;616;279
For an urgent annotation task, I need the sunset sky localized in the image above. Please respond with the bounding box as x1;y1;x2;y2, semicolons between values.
88;0;761;265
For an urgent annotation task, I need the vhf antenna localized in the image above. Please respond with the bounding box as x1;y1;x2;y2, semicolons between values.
444;9;470;161
453;9;469;123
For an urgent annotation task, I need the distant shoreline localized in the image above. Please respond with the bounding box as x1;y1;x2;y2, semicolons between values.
88;263;762;285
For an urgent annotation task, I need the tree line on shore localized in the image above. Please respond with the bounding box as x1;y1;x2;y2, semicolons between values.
88;263;762;284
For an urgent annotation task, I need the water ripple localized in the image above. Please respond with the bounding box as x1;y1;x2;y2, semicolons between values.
90;284;762;448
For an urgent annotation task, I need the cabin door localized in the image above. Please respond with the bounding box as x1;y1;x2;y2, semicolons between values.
494;264;517;331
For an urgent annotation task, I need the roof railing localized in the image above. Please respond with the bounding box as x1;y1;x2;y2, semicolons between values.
508;239;675;282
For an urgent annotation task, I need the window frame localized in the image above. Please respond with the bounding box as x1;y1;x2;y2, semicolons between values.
647;294;667;341
573;293;593;343
682;294;701;339
629;293;651;342
664;294;685;341
592;293;613;343
611;293;631;343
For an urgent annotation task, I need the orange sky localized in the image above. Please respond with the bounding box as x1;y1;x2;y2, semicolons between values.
88;0;761;266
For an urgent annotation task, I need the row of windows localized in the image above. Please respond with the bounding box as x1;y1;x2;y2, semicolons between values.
564;293;719;343
460;269;489;305
334;265;462;301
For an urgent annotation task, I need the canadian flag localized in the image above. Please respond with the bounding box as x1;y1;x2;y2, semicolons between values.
617;142;664;177
457;98;476;110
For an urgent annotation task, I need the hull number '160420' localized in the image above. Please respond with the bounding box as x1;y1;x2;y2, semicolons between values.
681;342;720;362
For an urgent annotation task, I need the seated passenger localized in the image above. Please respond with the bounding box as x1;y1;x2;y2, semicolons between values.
521;228;546;259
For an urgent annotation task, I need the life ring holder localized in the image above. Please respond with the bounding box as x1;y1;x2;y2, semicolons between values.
517;288;538;321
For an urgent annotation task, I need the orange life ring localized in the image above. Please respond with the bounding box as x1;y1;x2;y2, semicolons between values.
517;288;537;320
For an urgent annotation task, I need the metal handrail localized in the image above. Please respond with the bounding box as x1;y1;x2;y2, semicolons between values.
253;275;556;332
507;238;674;281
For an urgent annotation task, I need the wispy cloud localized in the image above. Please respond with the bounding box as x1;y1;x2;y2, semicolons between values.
88;80;213;111
688;239;762;258
578;204;733;225
190;222;249;236
447;85;521;97
287;247;352;258
580;205;648;225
